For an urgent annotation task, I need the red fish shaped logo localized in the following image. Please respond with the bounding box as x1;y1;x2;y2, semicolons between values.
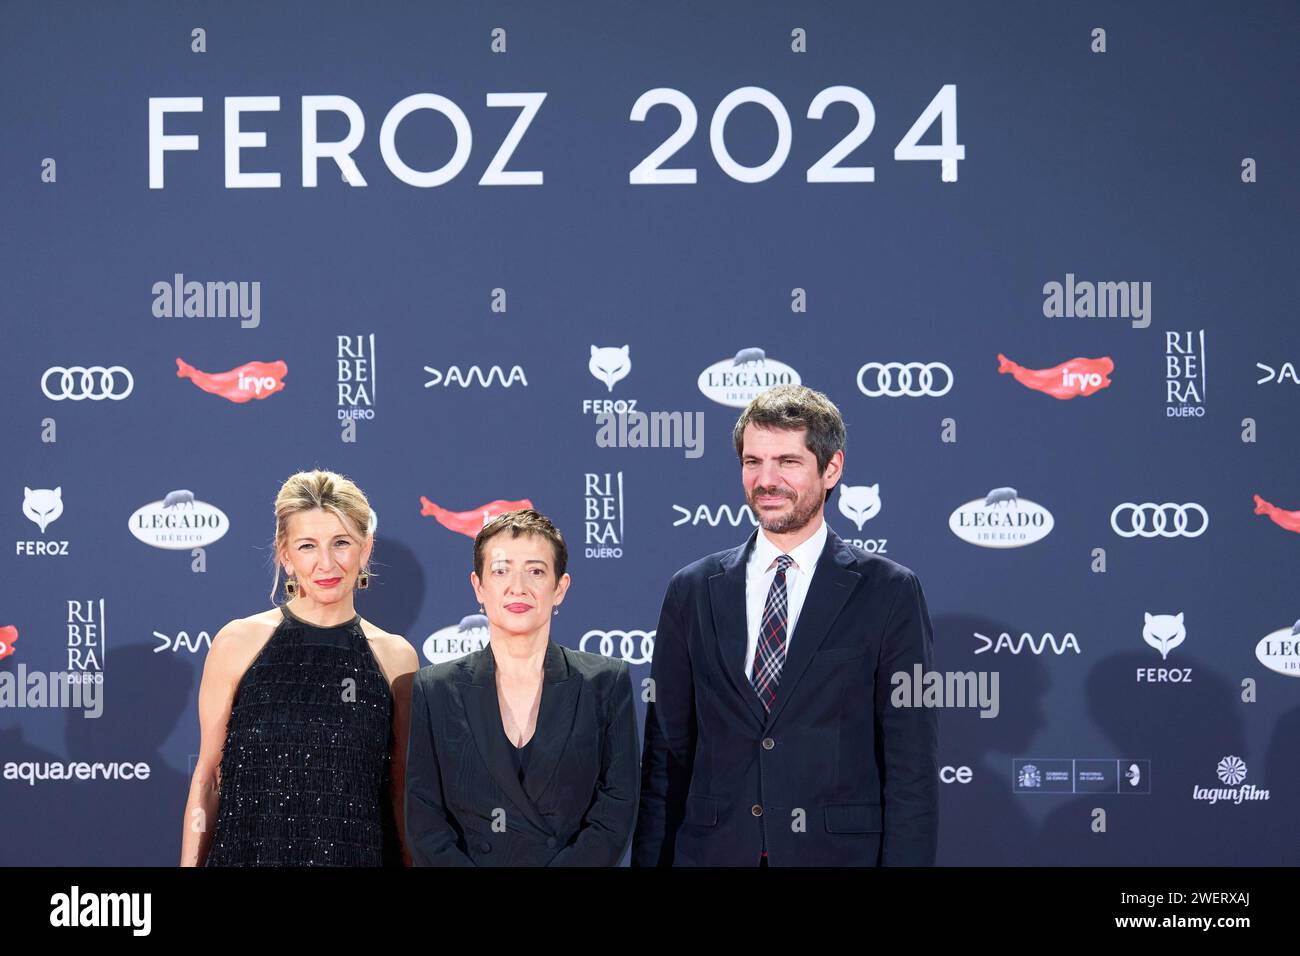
0;625;17;661
177;358;288;403
1253;495;1300;534
998;354;1113;399
419;497;535;537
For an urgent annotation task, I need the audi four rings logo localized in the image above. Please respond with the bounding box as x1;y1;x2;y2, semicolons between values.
856;362;953;397
579;629;655;664
1110;502;1209;538
42;366;134;401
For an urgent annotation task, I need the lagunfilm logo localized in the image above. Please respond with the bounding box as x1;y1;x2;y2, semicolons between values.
422;613;489;665
1192;756;1269;805
949;487;1054;549
698;347;800;408
1255;618;1300;677
129;490;229;549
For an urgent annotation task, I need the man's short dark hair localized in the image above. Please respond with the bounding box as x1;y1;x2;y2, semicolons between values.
733;385;846;502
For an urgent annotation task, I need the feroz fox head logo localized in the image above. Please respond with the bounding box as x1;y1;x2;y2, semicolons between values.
1143;612;1185;660
23;487;64;533
837;484;881;530
589;345;630;392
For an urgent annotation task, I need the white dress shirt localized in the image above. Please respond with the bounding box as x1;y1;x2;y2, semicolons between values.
743;519;829;680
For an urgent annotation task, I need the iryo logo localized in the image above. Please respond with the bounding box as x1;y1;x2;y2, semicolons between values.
419;497;534;538
997;353;1112;399
0;625;18;661
176;358;287;402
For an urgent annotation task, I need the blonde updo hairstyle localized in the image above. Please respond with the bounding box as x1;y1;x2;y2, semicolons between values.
270;470;374;603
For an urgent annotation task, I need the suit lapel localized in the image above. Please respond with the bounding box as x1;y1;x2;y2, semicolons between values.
458;647;550;833
764;529;860;728
521;642;582;805
708;530;766;726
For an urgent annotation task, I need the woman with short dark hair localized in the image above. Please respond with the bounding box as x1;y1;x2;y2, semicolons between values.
405;509;640;865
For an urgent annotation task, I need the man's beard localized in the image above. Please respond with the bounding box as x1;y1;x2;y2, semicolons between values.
748;486;822;535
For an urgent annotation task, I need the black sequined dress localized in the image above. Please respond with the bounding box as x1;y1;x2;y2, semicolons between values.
205;606;401;866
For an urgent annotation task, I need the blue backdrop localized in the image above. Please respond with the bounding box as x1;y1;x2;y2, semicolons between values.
3;0;1297;865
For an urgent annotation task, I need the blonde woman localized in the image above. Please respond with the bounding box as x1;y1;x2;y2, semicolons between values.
180;470;419;866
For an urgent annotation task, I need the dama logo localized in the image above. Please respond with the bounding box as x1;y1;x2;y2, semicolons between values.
152;630;212;654
1253;494;1300;534
0;625;17;661
974;632;1081;655
1256;361;1300;385
671;503;756;528
997;353;1112;399
419;497;534;537
423;364;527;388
176;358;287;402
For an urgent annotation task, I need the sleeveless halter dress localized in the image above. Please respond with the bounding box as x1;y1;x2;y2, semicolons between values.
205;606;401;866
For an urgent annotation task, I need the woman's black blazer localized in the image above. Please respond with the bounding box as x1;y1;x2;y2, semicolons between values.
405;640;640;866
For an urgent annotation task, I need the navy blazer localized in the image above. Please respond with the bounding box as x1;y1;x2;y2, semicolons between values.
633;527;938;866
405;641;640;866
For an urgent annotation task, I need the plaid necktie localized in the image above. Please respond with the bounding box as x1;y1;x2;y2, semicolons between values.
750;554;795;712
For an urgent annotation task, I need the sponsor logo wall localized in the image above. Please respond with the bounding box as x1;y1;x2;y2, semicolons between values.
4;2;1296;866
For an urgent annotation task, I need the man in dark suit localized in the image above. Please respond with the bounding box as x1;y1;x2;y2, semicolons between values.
633;385;938;866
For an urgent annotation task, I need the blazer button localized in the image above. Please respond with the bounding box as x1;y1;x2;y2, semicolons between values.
751;804;763;817
546;837;557;849
480;842;491;853
761;737;775;750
